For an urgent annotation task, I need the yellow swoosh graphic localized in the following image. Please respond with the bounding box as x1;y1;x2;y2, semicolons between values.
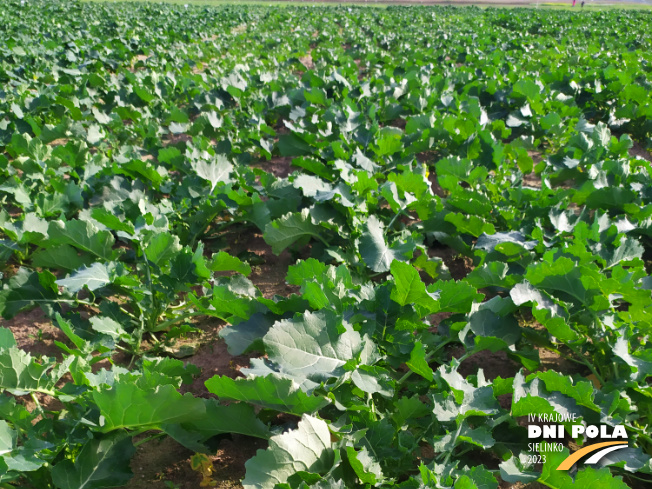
557;441;628;470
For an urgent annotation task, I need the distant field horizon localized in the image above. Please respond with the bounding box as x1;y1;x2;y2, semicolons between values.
89;0;652;10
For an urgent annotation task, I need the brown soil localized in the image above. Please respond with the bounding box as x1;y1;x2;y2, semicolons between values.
180;326;255;398
522;172;541;188
429;246;474;280
510;483;548;489
522;317;585;375
354;58;366;80
218;226;299;299
630;141;652;163
125;434;266;489
299;51;315;71
389;118;407;130
537;347;584;375
527;150;544;165
48;138;69;148
429;312;452;332
211;437;267;487
163;133;193;147
2;307;65;360
127;436;196;489
449;345;521;381
250;156;293;179
427;171;446;197
272;119;291;136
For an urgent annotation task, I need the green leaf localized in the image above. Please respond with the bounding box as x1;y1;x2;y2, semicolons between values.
599;237;644;268
31;244;93;271
513;79;540;100
93;383;205;432
133;86;155;103
243;415;334;489
205;374;329;415
351;365;394;397
0;420;15;455
541;112;562;131
613;336;652;381
3;448;47;473
445;213;496;237
48;220;116;261
0;268;58;319
510;281;565;316
263;310;370;387
430;280;480;314
454;475;479;489
433;423;495;451
585;187;637;210
432;366;500;421
203;284;259;321
0;347;52;394
499;455;538;484
163;399;270;451
209;251;251;276
390;261;438;314
55;313;87;351
89;317;129;341
346;446;384;485
263;209;324;255
56;262;111;293
406;341;434;380
475;231;536;254
538;449;631;489
51;432;136;489
191;154;233;192
277;133;313;157
465;262;518;289
145;233;182;266
11;103;24;119
91;208;136;235
534;371;599;411
525;257;595;306
86;124;105;145
0;240;19;264
466;465;499;489
512;373;577;419
468;306;521;346
392;396;430;427
374;127;404;156
293;174;333;198
592;122;611;147
287;259;328;286
219;313;273;355
359;215;409;273
0;328;17;350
